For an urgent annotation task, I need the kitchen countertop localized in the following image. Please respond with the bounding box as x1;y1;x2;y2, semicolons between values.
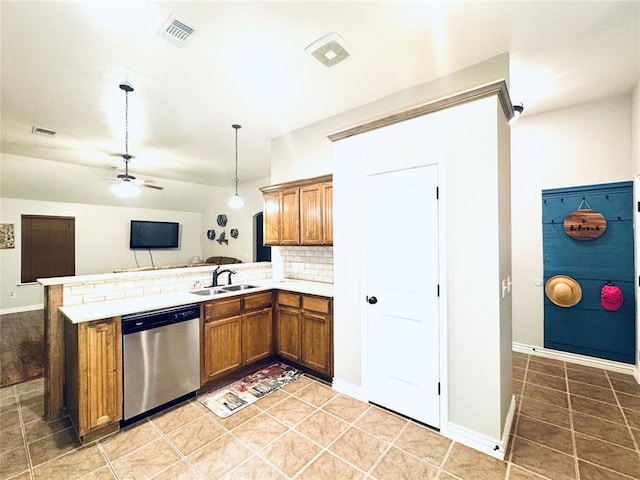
59;279;333;324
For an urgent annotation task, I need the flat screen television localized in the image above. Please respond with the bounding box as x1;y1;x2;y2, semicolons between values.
130;220;179;249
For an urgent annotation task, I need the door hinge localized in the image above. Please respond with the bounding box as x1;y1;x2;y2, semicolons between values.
436;186;439;200
437;284;440;297
438;382;441;395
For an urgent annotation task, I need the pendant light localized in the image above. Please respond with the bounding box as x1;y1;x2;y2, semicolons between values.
228;124;244;208
111;81;140;197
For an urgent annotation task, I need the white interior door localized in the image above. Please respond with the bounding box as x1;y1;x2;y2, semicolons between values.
365;164;440;428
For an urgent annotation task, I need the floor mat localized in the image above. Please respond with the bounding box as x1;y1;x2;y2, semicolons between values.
198;363;302;418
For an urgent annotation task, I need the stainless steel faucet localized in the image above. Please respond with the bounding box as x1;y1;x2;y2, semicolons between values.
211;266;237;287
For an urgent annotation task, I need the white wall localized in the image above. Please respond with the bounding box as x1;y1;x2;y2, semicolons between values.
334;97;511;444
511;95;633;347
201;176;270;263
0;198;202;312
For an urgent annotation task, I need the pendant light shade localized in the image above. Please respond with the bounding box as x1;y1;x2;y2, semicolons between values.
228;124;244;208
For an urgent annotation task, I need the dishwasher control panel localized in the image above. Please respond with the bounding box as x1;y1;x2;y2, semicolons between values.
122;304;200;335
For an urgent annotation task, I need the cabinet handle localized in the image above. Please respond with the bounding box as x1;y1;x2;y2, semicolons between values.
367;296;378;305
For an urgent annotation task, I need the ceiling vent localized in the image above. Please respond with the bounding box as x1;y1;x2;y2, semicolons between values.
159;14;196;47
31;126;56;137
305;32;351;67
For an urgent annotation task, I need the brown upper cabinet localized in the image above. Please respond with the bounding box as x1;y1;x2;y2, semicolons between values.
260;174;333;247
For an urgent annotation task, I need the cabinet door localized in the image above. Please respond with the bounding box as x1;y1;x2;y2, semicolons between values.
280;188;300;245
243;307;273;365
81;319;122;434
263;191;281;246
301;312;332;376
276;306;301;362
322;182;333;245
300;184;323;245
203;315;241;382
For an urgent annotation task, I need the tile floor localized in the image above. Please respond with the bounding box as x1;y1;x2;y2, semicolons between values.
1;353;639;479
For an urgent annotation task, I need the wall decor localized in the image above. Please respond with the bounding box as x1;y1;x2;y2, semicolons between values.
230;228;239;239
542;181;635;364
217;215;228;227
0;224;15;249
216;231;228;245
207;230;216;240
563;199;607;240
545;275;582;307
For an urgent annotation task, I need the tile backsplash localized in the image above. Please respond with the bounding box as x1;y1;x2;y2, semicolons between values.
62;262;273;306
280;246;333;283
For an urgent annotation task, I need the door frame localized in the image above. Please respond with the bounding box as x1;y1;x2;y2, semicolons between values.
359;154;449;428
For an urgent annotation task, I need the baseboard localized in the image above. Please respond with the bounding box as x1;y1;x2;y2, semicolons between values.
442;397;514;462
0;304;44;315
331;377;366;402
513;342;637;378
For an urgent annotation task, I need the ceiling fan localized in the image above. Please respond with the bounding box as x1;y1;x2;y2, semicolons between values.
110;81;164;196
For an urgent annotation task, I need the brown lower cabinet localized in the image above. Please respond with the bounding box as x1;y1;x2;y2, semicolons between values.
201;291;273;385
64;315;122;443
276;291;333;378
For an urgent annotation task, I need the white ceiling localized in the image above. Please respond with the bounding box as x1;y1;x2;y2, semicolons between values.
1;1;638;191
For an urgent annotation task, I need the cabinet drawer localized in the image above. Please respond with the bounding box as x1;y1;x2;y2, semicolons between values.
278;292;301;308
302;296;331;314
244;292;272;311
204;298;241;320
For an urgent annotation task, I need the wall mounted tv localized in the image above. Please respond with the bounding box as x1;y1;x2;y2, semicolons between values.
129;220;180;249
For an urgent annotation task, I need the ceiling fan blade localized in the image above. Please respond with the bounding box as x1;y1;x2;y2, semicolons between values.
142;184;164;190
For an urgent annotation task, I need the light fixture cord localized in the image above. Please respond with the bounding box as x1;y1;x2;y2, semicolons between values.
234;126;239;195
125;91;129;157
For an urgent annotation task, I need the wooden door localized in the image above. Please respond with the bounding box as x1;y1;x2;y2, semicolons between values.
322;183;333;245
81;318;121;434
300;184;323;245
243;307;273;365
203;316;241;381
276;306;301;362
263;192;281;246
280;188;300;245
366;165;440;428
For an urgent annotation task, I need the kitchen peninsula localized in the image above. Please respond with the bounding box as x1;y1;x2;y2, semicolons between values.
39;262;333;443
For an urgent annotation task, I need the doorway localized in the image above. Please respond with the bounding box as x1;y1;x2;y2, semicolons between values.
254;212;271;262
365;164;440;428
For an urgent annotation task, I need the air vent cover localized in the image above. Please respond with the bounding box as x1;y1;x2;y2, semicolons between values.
31;126;56;137
305;32;351;67
159;14;196;46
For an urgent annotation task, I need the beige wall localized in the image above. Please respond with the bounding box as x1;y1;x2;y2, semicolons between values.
200;176;270;263
510;94;633;348
0;198;202;312
0;153;267;312
271;53;511;185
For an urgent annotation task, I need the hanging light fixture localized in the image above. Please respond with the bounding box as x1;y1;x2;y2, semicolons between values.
228;124;244;208
111;81;140;197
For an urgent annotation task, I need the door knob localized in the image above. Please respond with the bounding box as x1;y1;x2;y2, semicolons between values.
367;296;378;305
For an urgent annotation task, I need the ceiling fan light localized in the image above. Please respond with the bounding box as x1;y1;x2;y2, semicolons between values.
111;180;140;197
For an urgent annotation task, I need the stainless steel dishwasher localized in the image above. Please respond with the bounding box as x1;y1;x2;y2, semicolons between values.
122;303;200;423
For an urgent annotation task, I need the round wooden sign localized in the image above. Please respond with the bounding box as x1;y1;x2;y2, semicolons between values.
563;209;607;240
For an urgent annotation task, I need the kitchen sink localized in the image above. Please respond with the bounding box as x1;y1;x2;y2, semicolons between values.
190;288;227;296
221;284;258;292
